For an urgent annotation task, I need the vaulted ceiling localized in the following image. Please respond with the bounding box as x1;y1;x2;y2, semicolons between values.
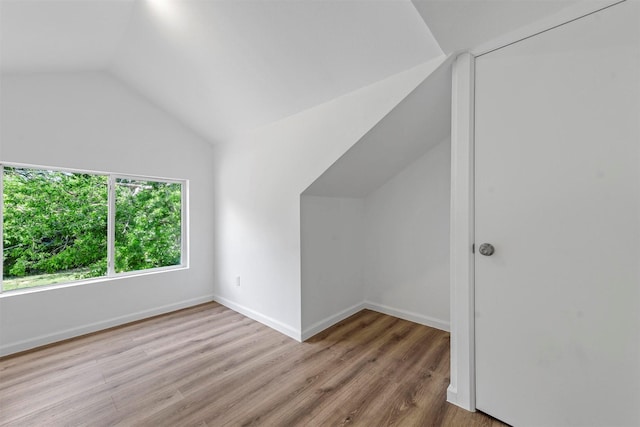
1;0;587;146
0;0;135;72
110;0;442;143
411;0;580;54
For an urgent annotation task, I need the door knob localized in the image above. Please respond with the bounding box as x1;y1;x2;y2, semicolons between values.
479;243;495;256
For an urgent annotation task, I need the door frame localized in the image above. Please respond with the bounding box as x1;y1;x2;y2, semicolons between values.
446;0;625;412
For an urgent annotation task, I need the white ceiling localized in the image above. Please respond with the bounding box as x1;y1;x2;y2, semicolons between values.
304;55;453;198
0;0;135;72
0;0;603;145
110;0;443;143
412;0;591;54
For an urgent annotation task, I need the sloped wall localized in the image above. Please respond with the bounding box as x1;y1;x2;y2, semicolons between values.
0;71;215;356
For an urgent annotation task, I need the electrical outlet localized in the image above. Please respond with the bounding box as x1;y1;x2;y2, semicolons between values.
236;276;241;287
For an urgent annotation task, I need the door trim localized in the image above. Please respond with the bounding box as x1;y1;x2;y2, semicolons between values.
470;0;624;57
447;52;476;411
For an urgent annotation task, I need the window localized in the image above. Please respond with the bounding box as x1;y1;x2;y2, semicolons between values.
2;167;108;290
114;178;182;273
1;164;186;293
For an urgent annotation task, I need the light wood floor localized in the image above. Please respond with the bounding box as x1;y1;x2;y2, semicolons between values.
0;302;505;426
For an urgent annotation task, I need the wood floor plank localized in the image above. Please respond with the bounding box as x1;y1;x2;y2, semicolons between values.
261;318;453;427
258;319;417;426
0;302;506;427
206;316;410;426
0;372;109;425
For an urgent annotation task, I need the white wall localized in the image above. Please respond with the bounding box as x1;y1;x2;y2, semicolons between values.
301;196;364;338
363;138;450;331
298;59;452;338
0;71;215;355
300;138;451;338
212;61;437;340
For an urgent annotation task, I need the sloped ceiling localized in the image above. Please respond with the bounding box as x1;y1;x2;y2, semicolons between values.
0;0;605;146
0;0;135;72
0;0;443;145
110;0;443;144
304;55;453;198
412;0;609;54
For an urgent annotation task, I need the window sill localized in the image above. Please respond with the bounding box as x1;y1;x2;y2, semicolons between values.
0;265;189;298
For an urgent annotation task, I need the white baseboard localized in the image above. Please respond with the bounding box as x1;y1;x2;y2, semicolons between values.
447;385;459;406
0;294;215;357
364;301;450;332
301;302;366;341
212;294;301;342
1;295;450;357
301;301;450;341
447;384;475;411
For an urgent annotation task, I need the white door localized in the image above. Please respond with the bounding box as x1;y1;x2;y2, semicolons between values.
474;2;640;426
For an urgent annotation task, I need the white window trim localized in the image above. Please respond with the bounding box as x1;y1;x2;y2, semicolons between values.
0;162;189;295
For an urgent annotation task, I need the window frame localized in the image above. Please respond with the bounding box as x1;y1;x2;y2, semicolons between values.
0;162;188;295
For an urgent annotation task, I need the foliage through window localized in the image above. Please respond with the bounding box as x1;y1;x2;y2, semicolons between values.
115;179;182;273
1;164;185;293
